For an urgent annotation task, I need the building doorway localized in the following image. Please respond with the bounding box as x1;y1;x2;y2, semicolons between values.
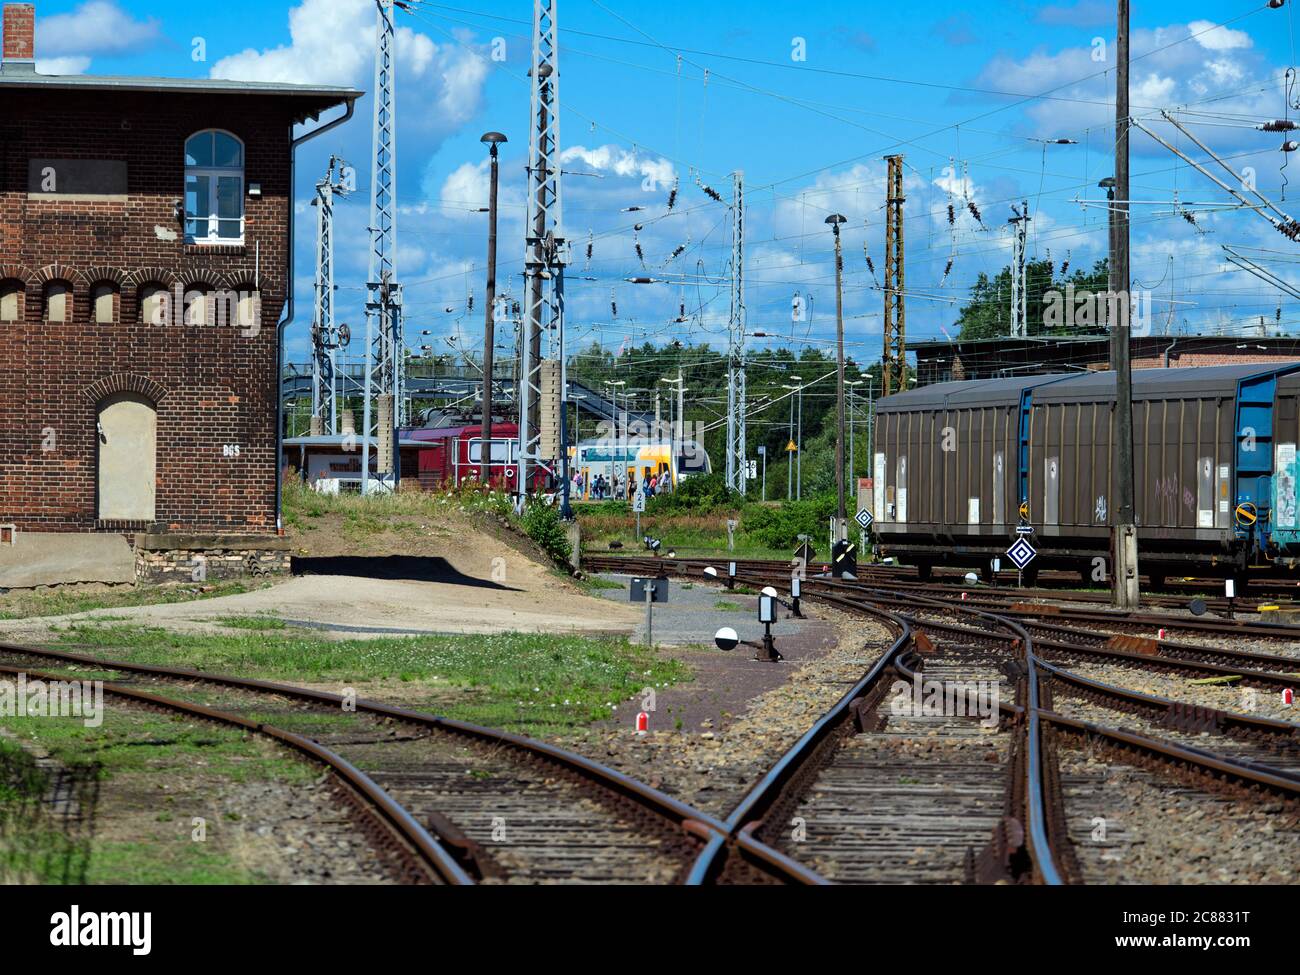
97;393;157;521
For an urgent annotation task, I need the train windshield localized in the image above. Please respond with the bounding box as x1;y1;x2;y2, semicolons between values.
468;439;511;463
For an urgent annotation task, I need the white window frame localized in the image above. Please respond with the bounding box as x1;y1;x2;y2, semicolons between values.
468;438;512;464
184;129;245;246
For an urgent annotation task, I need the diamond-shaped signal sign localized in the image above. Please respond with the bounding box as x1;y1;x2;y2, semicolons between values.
855;508;873;530
1006;536;1037;571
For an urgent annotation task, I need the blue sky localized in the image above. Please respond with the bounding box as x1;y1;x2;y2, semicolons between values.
26;0;1300;365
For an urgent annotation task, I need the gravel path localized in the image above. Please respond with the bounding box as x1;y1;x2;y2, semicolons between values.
564;604;896;819
1058;740;1300;884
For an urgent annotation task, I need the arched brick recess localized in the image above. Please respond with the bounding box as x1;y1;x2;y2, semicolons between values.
0;263;34;285
124;267;177;323
83;265;127;286
33;262;86;286
176;268;228;291
83;373;170;405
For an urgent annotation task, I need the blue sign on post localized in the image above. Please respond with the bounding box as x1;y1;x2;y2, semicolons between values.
1006;537;1037;571
855;508;873;530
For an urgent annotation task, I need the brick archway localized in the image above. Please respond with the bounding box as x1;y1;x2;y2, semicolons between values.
83;373;170;405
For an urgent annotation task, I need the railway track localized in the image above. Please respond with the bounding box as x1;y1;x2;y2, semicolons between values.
0;642;727;885
0;659;467;885
586;554;1300;884
592;551;1300;613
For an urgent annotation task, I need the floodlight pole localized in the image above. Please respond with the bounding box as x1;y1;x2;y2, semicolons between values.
1111;0;1141;608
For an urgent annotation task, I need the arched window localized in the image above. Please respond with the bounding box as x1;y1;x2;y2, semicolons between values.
138;283;167;325
90;282;118;323
184;286;209;326
44;280;71;322
0;280;23;322
236;289;260;331
184;129;244;244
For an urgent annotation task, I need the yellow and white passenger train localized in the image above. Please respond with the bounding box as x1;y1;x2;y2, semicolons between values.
569;438;711;498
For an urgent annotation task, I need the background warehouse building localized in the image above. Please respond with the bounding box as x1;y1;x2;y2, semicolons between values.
0;2;359;586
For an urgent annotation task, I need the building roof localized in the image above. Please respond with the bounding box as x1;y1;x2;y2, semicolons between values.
911;334;1300;351
0;62;361;121
879;362;1300;410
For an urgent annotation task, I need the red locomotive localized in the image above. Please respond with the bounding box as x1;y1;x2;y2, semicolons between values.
405;421;551;492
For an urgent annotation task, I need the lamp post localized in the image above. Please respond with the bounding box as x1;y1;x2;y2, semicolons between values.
783;376;803;500
846;378;865;490
569;389;585;495
826;214;848;536
604;379;626;498
478;131;507;485
660;374;684;485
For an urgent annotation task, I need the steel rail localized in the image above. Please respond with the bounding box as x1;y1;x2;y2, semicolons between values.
1041;707;1300;799
1037;657;1300;753
589;554;1300;881
665;565;1070;885
683;594;912;883
0;641;730;847
0;661;471;885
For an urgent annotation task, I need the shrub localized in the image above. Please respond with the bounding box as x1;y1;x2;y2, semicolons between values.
741;493;836;549
645;472;741;515
519;500;572;564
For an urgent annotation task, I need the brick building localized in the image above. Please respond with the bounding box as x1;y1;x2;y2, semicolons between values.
0;3;359;584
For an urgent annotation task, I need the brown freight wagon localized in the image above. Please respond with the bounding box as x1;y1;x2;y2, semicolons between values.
872;364;1300;586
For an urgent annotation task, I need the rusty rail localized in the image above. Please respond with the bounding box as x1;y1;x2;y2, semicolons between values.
0;661;472;885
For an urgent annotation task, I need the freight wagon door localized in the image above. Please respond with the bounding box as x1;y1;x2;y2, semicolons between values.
96;393;157;522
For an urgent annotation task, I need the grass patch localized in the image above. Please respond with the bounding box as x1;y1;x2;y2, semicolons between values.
713;600;743;611
281;478;512;533
0;580;256;622
82;841;256;885
0;706;317;884
577;509;791;560
50;623;691;734
571;574;626;595
212;616;287;631
0;709;314;785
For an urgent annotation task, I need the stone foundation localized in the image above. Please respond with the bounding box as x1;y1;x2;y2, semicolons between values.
134;533;291;583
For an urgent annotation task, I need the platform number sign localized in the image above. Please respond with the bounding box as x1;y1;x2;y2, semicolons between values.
1006;536;1037;571
855;507;873;530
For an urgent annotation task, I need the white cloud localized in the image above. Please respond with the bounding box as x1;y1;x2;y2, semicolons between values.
970;20;1276;147
1187;20;1252;52
560;145;676;189
210;0;487;134
35;56;91;75
37;1;162;58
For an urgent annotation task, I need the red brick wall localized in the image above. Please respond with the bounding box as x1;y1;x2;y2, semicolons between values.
1133;352;1297;369
0;87;304;534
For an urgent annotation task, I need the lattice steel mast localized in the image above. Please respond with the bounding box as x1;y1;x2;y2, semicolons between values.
1009;200;1030;338
518;0;568;510
311;155;350;435
725;170;747;493
362;0;403;493
882;154;907;395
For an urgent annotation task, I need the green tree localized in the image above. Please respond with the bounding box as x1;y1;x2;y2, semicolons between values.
956;258;1109;339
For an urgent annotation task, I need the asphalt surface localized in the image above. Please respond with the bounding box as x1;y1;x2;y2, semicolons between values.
591;572;819;649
